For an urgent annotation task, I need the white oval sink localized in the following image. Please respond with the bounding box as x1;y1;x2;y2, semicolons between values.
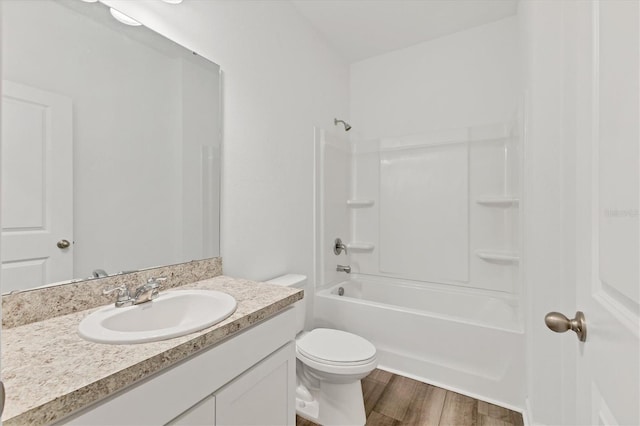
78;290;237;344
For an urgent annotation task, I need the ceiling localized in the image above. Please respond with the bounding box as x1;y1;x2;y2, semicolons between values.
290;0;518;63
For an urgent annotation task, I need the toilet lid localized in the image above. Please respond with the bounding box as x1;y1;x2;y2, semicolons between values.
296;328;376;364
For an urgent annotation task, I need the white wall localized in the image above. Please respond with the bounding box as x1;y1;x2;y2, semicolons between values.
101;0;350;283
350;16;519;140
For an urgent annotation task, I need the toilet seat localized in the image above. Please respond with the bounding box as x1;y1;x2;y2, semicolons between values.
296;328;377;375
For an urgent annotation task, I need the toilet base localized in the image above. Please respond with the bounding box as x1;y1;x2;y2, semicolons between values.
296;378;366;426
296;396;319;423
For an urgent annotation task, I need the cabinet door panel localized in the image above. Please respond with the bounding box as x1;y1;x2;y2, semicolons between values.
215;342;295;426
166;395;215;426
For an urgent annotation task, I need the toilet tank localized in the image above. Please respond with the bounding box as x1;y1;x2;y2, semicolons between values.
266;274;307;334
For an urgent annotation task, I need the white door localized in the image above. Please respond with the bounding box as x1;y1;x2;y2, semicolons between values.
568;1;639;425
1;81;73;292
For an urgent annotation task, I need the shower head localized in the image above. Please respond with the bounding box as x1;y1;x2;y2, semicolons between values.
334;118;352;132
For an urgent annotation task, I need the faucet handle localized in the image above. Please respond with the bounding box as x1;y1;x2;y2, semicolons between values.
137;277;165;302
103;284;132;307
334;238;348;255
103;284;128;297
146;276;167;287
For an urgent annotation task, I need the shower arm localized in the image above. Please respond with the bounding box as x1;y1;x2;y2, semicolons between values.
334;118;352;131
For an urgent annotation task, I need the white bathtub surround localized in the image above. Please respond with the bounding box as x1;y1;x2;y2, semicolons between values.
314;121;523;406
315;276;525;408
348;122;521;294
316;122;521;293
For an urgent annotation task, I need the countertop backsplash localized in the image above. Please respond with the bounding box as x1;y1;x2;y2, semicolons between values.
2;257;223;329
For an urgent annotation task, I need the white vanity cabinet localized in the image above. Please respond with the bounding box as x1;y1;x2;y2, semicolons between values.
58;308;296;426
168;343;293;426
168;395;216;425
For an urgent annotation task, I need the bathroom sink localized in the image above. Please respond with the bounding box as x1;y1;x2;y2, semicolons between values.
78;290;237;344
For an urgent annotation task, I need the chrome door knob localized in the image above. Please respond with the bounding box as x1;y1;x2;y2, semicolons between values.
545;311;587;342
57;239;71;249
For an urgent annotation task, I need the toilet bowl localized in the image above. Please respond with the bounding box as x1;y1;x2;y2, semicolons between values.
266;275;377;426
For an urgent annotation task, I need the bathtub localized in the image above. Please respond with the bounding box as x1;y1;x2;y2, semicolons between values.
314;275;525;409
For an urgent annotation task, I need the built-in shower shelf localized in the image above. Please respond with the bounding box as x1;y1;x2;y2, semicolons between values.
476;196;520;207
347;199;375;208
346;242;375;252
476;250;520;263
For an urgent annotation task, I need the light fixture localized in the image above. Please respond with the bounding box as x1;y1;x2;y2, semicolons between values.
109;8;142;26
80;0;99;3
161;0;184;3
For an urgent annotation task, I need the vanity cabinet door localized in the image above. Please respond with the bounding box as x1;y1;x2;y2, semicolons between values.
215;342;295;426
166;395;215;426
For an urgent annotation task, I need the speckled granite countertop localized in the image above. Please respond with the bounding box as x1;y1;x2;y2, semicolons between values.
1;276;302;426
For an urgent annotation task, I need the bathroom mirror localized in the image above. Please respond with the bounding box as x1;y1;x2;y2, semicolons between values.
0;0;221;293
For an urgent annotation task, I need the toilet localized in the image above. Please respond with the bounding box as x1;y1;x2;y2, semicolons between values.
266;274;377;426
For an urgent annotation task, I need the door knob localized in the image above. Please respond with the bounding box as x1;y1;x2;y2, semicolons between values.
545;311;587;342
57;239;71;249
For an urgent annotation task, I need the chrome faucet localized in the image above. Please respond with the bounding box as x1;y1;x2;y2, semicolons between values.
103;277;166;307
336;264;351;274
134;277;166;304
103;284;133;308
92;269;109;278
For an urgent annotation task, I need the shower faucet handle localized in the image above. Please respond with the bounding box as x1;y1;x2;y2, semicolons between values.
334;238;348;255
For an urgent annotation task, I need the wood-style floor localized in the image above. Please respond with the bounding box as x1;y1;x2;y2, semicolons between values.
296;369;524;426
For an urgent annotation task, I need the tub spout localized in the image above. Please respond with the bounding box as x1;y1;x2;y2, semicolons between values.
337;264;351;274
